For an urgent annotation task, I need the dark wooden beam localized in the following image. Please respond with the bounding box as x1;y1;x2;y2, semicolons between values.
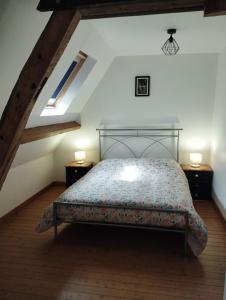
37;0;119;11
0;10;81;189
37;0;204;18
21;121;81;144
204;0;226;16
81;0;205;19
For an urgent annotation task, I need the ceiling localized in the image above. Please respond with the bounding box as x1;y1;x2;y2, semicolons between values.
88;11;226;56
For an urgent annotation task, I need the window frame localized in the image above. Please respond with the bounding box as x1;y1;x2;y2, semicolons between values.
45;50;88;110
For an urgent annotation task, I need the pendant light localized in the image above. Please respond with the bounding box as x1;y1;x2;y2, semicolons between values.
162;29;180;55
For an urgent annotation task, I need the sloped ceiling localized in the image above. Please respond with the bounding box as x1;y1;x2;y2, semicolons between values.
0;0;114;168
89;11;226;56
0;0;51;119
29;20;114;122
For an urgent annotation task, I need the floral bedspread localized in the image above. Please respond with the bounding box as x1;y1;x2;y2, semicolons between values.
36;158;208;256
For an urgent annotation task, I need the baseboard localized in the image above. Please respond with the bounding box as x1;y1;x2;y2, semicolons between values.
224;273;226;300
212;190;226;222
52;181;66;186
0;182;65;224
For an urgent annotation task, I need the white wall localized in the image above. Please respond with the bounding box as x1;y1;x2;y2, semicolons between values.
0;1;56;217
54;53;217;181
0;0;66;166
0;0;51;117
31;25;114;118
211;49;226;219
0;1;222;217
0;0;114;169
0;0;114;216
0;154;54;218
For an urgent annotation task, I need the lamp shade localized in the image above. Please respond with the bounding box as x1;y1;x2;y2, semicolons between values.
162;29;180;55
74;151;86;163
190;153;202;167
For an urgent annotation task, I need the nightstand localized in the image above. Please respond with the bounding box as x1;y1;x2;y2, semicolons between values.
181;164;213;200
65;162;93;188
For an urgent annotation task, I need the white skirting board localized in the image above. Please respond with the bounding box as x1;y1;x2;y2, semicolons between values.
212;190;226;221
211;191;226;299
224;273;226;300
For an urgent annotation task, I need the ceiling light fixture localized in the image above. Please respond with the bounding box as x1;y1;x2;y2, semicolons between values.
162;29;180;55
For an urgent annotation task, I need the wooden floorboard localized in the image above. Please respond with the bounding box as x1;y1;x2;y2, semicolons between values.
0;185;225;299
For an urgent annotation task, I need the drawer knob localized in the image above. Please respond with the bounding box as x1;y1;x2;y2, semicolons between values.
195;174;199;178
195;193;198;197
74;170;78;173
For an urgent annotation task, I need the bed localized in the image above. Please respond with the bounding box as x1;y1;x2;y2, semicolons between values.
36;129;208;256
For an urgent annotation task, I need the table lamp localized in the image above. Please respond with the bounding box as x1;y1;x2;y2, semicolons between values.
190;153;202;168
74;151;86;164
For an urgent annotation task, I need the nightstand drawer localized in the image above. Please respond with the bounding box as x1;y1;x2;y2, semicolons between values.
190;188;212;200
181;164;213;201
66;167;88;178
185;171;212;183
189;183;212;200
66;168;89;186
65;162;93;188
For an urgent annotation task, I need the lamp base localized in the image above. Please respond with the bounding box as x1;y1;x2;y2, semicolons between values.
76;160;85;164
190;164;200;168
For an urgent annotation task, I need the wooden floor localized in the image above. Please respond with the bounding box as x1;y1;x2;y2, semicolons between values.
0;185;226;300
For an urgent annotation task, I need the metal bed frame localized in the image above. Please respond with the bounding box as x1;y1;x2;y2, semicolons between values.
53;128;190;255
97;128;182;162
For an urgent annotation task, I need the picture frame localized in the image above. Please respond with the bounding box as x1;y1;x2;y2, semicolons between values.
135;76;150;97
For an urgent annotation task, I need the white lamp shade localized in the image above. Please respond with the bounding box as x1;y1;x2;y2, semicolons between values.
74;151;86;163
190;153;202;167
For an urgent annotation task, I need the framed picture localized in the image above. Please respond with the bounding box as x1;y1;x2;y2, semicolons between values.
135;76;150;97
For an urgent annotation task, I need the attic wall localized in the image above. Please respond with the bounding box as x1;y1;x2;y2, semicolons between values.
0;0;83;163
30;20;114;118
0;1;55;214
0;0;50;117
211;48;226;219
0;0;114;216
54;53;217;181
0;154;54;218
0;0;61;169
0;0;114;167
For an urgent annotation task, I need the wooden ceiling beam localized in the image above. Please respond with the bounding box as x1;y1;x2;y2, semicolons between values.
37;0;205;18
80;0;205;19
38;0;226;18
204;0;226;16
21;122;81;144
37;0;123;11
0;9;81;189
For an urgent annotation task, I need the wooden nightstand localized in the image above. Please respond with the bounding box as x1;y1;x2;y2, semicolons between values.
65;162;93;188
181;164;213;200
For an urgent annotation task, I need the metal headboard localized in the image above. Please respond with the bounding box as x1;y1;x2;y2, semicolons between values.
96;128;183;162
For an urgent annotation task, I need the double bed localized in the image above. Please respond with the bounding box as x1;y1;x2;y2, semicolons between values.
36;129;208;256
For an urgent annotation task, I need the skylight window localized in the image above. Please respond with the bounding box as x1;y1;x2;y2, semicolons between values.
41;51;94;116
45;51;87;110
46;60;78;108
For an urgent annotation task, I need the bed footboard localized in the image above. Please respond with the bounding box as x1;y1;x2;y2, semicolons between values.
53;202;189;256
